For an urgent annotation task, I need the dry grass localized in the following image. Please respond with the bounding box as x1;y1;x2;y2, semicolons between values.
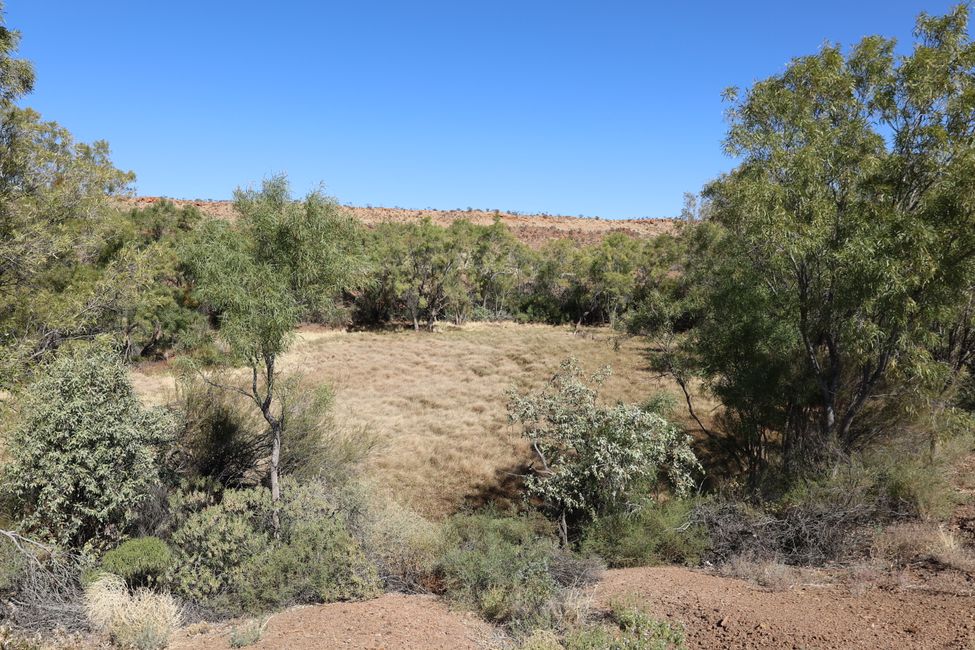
85;574;181;650
717;556;800;591
131;322;707;518
871;522;975;573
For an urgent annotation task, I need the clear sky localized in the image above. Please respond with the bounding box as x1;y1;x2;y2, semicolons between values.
7;1;966;218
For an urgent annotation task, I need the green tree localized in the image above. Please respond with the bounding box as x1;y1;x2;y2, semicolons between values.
0;5;136;386
3;342;174;549
677;6;975;480
186;176;361;528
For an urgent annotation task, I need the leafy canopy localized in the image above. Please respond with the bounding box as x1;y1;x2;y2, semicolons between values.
3;342;174;549
677;5;975;478
508;359;701;538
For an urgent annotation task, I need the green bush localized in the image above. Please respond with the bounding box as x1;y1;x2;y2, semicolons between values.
338;484;445;591
581;499;708;568
166;486;269;610
235;515;380;612
437;512;597;630
3;342;175;550
564;604;685;649
100;537;173;589
166;480;378;616
171;376;378;490
507;358;701;542
870;455;955;521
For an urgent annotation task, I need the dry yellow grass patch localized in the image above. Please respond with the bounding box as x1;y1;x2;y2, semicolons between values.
131;322;701;517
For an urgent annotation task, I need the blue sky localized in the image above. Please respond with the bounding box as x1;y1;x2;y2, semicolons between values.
7;1;966;218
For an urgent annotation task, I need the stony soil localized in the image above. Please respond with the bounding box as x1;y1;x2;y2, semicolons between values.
170;594;497;650
166;566;975;649
596;566;975;649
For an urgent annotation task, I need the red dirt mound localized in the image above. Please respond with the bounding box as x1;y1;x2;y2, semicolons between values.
170;594;495;650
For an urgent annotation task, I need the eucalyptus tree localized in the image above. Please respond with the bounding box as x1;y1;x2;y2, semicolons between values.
186;176;361;528
682;6;975;479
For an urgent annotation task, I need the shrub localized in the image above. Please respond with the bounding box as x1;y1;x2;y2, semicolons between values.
689;455;956;567
717;556;798;591
581;499;708;568
171;376;378;489
508;358;701;542
869;454;955;521
234;515;380;612
229;618;267;648
166;486;270;610
871;523;975;572
85;574;181;650
171;379;266;489
437;512;598;630
563;603;685;650
166;480;379;616
3;343;174;550
99;538;173;589
346;487;445;591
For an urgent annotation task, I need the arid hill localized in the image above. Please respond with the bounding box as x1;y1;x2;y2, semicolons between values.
117;197;678;247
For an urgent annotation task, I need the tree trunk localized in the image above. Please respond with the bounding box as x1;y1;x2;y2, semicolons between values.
269;422;282;535
558;510;569;548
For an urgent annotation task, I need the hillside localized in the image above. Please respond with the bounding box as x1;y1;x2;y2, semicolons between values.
117;197;679;247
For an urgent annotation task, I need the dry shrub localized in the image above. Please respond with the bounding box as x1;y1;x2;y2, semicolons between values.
353;494;445;591
229;617;268;648
871;523;975;572
85;575;181;650
0;532;88;633
517;629;563;650
718;555;798;591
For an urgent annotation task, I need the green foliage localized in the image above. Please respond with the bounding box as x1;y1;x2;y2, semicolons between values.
166;480;379;616
670;5;975;482
234;513;380;612
337;484;446;591
437;512;559;627
110;200;208;360
508;358;701;540
564;604;685;650
0;8;35;106
437;512;598;630
186;176;362;366
184;176;365;515
170;375;377;491
2;342;174;549
99;538;173;589
0;5;137;385
581;500;708;568
171;380;267;488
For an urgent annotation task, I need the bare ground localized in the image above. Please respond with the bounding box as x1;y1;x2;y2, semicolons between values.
166;567;975;650
170;594;496;650
595;566;975;649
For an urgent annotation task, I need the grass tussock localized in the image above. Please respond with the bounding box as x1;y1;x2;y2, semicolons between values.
85;574;181;650
871;522;975;573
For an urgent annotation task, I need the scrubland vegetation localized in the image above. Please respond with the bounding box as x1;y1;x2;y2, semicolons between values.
1;3;975;649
